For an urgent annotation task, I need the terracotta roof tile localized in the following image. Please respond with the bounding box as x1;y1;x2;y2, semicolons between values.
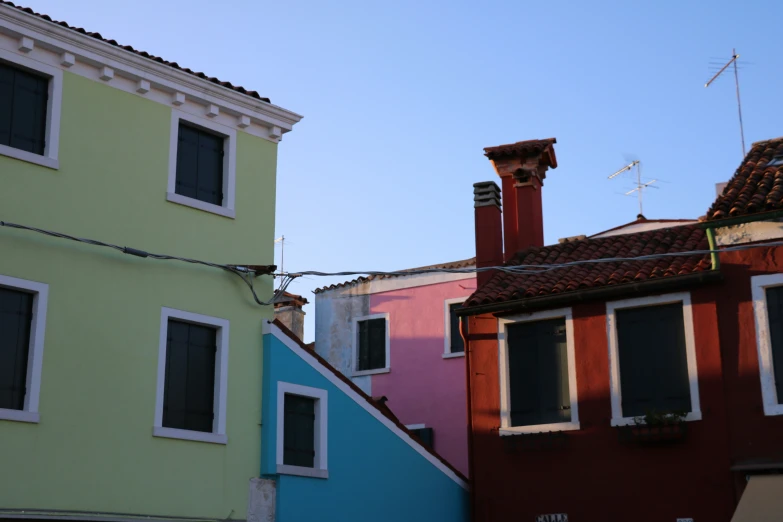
1;1;270;103
706;137;783;220
484;138;556;161
466;225;711;307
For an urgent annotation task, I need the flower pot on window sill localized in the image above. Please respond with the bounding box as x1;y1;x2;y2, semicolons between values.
618;422;687;444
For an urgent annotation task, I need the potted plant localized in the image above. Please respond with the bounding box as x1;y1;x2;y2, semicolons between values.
621;410;688;443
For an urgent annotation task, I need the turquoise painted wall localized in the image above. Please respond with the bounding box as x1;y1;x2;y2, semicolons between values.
0;71;277;519
261;331;469;522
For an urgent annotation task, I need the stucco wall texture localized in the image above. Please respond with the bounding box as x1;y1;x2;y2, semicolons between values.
0;71;277;519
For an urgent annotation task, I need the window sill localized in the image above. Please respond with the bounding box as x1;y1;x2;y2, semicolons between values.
499;421;580;436
166;192;236;219
0;144;58;170
153;426;227;444
610;411;702;427
442;352;465;359
352;368;390;377
0;408;40;424
277;464;328;479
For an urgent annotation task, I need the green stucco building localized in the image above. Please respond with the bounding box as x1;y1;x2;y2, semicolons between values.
0;3;301;521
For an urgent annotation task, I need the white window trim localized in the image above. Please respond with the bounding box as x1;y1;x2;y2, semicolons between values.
443;297;467;358
276;381;328;479
405;423;426;430
0;274;48;424
166;109;237;219
153;307;229;444
0;48;62;170
497;308;580;435
751;273;783;416
351;312;391;377
606;292;702;427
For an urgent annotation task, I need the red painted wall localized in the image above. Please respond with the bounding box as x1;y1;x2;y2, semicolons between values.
467;286;739;522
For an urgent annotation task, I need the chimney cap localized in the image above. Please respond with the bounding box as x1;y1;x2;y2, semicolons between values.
473;181;501;208
484;138;557;168
273;291;309;308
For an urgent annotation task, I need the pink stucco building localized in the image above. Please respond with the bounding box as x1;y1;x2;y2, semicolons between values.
313;258;475;475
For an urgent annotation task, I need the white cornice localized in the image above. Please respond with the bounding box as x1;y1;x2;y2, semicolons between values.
0;5;302;142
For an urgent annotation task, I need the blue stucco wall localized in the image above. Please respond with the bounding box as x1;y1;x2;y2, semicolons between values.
261;331;469;522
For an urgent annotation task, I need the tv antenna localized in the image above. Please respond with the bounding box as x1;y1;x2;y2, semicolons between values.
608;160;658;217
274;235;285;289
705;49;746;157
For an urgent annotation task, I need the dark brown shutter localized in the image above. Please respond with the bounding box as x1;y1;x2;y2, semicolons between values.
616;303;690;418
163;319;217;433
357;318;386;371
283;394;316;468
766;286;783;402
507;318;571;427
449;303;465;353
175;123;224;206
0;288;34;410
0;61;48;156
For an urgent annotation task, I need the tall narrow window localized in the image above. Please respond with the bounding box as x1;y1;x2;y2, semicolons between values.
283;394;316;468
765;286;783;403
0;288;34;411
163;319;217;433
449;302;465;354
0;61;48;156
174;123;225;206
506;318;571;427
356;317;387;372
615;303;691;417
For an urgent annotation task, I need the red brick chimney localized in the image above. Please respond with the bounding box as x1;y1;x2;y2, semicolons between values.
473;181;503;287
482;138;558;262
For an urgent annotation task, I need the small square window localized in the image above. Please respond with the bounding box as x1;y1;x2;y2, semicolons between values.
353;314;389;375
409;426;434;449
277;382;328;479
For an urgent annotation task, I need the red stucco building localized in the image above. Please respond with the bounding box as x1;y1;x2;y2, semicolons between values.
459;137;783;521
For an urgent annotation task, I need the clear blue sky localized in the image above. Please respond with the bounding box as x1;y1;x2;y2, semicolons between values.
27;0;782;341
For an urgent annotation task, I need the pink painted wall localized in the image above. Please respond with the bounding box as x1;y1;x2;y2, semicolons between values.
369;278;476;476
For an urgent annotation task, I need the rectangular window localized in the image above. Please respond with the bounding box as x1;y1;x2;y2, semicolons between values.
765;286;783;403
444;298;467;357
615;303;691;418
175;123;225;206
162;319;217;433
355;316;388;373
606;292;701;426
0;61;48;156
0;287;34;411
498;308;579;435
283;394;316;468
410;426;434;449
751;274;783;416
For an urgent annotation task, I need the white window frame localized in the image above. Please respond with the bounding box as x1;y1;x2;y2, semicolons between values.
166;109;237;219
443;297;467;358
751;273;783;416
0;49;62;170
276;381;328;479
606;292;701;426
351;312;391;376
497;307;580;435
153;307;229;444
0;274;48;424
405;423;426;430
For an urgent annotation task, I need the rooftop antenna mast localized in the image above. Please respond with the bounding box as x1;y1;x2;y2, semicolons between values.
608;160;658;216
705;49;746;157
274;235;285;290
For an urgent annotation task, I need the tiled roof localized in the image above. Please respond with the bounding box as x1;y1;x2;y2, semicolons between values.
314;257;476;294
1;1;270;103
706;137;783;220
466;225;712;307
270;319;467;482
484;138;557;161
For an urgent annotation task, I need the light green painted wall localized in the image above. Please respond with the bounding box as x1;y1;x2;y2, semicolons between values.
0;72;277;519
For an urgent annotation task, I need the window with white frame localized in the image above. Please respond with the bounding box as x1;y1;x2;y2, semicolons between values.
0;274;48;423
153;307;229;444
406;423;434;449
277;381;328;479
167;110;236;218
606;292;701;426
443;297;467;358
0;49;63;170
751;273;783;416
352;313;390;375
498;308;579;434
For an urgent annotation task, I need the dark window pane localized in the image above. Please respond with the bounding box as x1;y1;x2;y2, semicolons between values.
0;61;48;156
507;318;570;427
283;394;316;468
175;123;225;206
766;286;783;403
357;318;386;371
163;319;217;433
411;427;434;449
0;288;34;410
449;303;465;353
616;303;691;418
